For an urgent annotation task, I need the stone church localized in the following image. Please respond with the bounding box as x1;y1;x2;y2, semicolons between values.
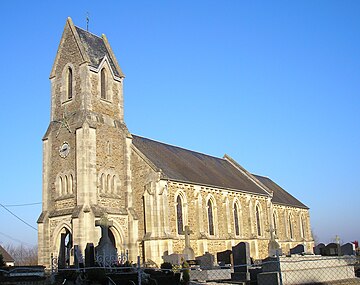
38;18;314;268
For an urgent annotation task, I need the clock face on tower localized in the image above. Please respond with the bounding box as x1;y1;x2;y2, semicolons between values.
59;142;70;158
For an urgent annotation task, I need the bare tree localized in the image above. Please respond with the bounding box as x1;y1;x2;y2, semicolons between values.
311;228;320;245
4;244;38;266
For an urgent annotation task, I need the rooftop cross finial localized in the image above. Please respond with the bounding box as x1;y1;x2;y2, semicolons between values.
335;235;341;244
86;12;89;31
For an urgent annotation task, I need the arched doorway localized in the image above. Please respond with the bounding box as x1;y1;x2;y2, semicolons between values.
57;227;72;269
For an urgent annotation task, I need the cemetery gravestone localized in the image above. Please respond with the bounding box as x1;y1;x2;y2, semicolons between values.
162;252;186;265
232;242;250;281
324;243;341;256
95;216;118;266
341;243;356;256
58;233;66;269
217;249;232;267
74;245;84;268
313;243;325;255
290;244;305;255
85;243;95;268
268;225;282;257
196;252;214;269
182;226;195;260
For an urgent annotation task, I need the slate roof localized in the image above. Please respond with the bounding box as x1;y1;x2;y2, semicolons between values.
0;245;14;263
132;135;269;196
253;175;308;209
75;26;123;77
132;135;308;209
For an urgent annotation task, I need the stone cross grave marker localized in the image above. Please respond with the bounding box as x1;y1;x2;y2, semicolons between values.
95;215;117;266
182;225;195;260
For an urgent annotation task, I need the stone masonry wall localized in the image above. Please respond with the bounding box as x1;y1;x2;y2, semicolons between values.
130;147;159;241
90;70;123;121
52;24;84;121
96;122;126;210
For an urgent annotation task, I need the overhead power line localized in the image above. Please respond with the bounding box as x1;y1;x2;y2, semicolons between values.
3;202;41;207
0;204;37;231
0;231;35;247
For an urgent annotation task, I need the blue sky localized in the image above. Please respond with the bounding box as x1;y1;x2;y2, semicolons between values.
0;1;359;248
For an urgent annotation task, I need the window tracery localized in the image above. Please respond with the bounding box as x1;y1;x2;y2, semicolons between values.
273;211;278;236
300;214;306;238
176;195;184;235
207;198;215;236
289;214;294;239
98;169;120;194
101;68;107;99
67;67;73;99
234;201;241;236
255;204;262;236
56;172;75;197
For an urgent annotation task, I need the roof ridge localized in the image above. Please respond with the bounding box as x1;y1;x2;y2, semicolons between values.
252;173;270;179
132;134;227;162
74;25;102;39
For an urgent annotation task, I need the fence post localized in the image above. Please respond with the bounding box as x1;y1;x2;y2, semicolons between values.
276;251;283;285
137;256;141;285
51;253;54;273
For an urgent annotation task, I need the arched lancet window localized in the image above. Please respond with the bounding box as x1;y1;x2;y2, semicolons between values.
67;67;73;99
234;202;240;236
100;173;106;193
207;199;214;236
273;212;277;236
176;195;184;235
111;175;116;193
59;176;63;196
300;215;306;238
256;205;262;236
289;214;294;239
107;174;111;193
68;174;73;194
64;175;68;195
58;228;72;267
101;68;106;99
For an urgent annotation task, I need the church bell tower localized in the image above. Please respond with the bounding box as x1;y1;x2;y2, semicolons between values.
38;18;138;268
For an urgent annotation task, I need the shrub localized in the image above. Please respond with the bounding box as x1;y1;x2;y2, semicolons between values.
160;262;172;270
181;261;190;285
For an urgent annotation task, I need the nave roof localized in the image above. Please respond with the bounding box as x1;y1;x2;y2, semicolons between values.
132;135;308;209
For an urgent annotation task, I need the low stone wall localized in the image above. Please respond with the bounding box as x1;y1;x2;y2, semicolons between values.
260;255;357;285
190;268;232;281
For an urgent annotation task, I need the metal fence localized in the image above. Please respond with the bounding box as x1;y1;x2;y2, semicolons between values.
47;255;360;285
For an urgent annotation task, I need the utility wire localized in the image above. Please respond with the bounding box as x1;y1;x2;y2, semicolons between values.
0;231;35;247
0;204;37;231
3;202;41;207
